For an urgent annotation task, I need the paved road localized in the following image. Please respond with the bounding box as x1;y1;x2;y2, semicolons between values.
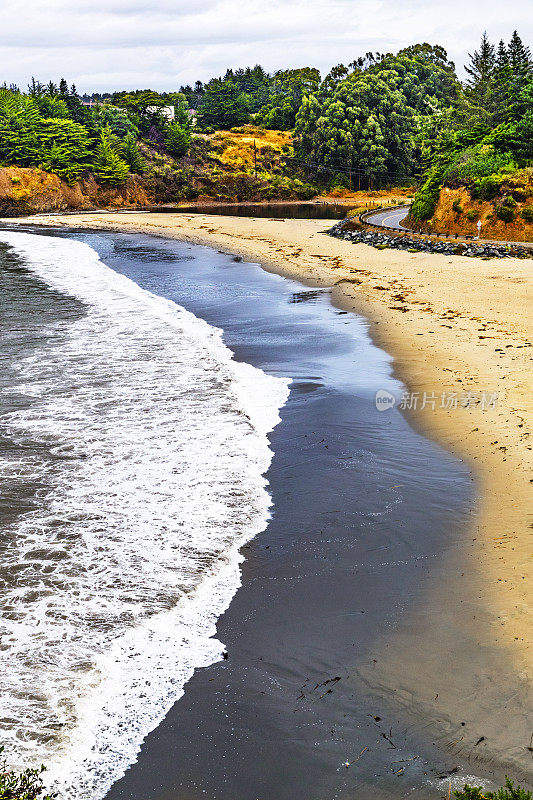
363;205;533;250
364;205;411;230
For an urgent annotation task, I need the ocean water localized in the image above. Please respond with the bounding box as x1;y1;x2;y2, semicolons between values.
0;232;290;799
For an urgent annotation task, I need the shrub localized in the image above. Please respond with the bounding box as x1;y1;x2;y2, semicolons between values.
454;776;532;800
501;195;517;208
466;210;479;221
0;746;56;800
452;198;463;213
291;180;316;200
520;205;533;222
471;176;502;201
411;163;447;220
496;204;515;223
446;146;516;183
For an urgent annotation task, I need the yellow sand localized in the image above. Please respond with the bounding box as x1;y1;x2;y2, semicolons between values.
8;211;532;773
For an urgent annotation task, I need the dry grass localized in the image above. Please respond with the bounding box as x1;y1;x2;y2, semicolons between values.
209;126;292;171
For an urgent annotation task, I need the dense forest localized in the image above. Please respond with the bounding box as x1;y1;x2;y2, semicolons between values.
0;32;531;217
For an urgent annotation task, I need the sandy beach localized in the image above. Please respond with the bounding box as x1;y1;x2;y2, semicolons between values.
5;211;532;780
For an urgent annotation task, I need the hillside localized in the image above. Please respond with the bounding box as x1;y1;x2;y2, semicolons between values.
0;127;316;215
408;169;533;242
143;126;316;204
0;166;151;216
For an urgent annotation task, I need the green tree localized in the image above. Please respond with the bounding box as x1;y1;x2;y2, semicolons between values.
165;120;191;158
464;32;496;112
93;129;129;185
37;117;93;183
0;89;41;165
91;104;138;138
197;78;250;129
507;30;533;80
122;133;145;173
295;66;420;187
255;68;321;129
225;65;271;113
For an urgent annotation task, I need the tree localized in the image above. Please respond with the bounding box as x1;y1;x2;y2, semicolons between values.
37;117;93;183
165;120;191;157
507;30;533;79
255;67;321;129
122;133;145;173
225;65;271;113
92;104;138;138
294;46;459;187
295;68;418;188
0;89;42;165
197;78;250;129
93;129;129;185
465;32;496;109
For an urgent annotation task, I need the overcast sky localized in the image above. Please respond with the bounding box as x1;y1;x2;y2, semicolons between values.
1;0;531;93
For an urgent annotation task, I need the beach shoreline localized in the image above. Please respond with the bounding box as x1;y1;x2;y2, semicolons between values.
3;211;532;782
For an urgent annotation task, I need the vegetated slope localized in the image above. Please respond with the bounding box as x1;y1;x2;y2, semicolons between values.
142;126;316;205
0;126;316;215
408;32;533;241
0;167;151;216
415;169;533;241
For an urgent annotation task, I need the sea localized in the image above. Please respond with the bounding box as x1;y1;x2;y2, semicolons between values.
0;230;289;799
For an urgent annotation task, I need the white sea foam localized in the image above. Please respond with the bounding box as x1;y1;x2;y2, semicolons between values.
0;232;290;799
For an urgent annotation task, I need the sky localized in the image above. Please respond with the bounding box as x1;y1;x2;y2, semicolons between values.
1;0;532;93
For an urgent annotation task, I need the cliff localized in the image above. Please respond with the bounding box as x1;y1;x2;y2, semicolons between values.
0;167;151;216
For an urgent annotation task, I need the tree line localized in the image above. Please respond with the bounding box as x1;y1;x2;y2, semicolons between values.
0;80;192;185
409;31;533;219
0;32;531;195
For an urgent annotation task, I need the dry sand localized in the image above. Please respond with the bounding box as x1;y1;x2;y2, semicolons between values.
7;211;532;777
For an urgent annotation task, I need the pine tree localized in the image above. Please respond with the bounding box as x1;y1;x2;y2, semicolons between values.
495;41;509;72
491;41;512;122
122;133;145;173
0;89;41;165
165;120;191;158
196;78;249;129
37;118;93;183
507;30;532;77
93;130;129;185
465;32;496;109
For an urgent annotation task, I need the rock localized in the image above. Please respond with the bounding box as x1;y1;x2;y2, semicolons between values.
327;222;532;259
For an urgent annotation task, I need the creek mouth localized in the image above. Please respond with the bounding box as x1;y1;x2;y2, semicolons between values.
148;201;357;219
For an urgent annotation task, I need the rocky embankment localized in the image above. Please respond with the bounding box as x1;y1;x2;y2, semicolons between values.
0;167;152;216
328;219;532;259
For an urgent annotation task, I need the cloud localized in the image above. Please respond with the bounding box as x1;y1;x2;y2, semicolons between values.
0;0;531;91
